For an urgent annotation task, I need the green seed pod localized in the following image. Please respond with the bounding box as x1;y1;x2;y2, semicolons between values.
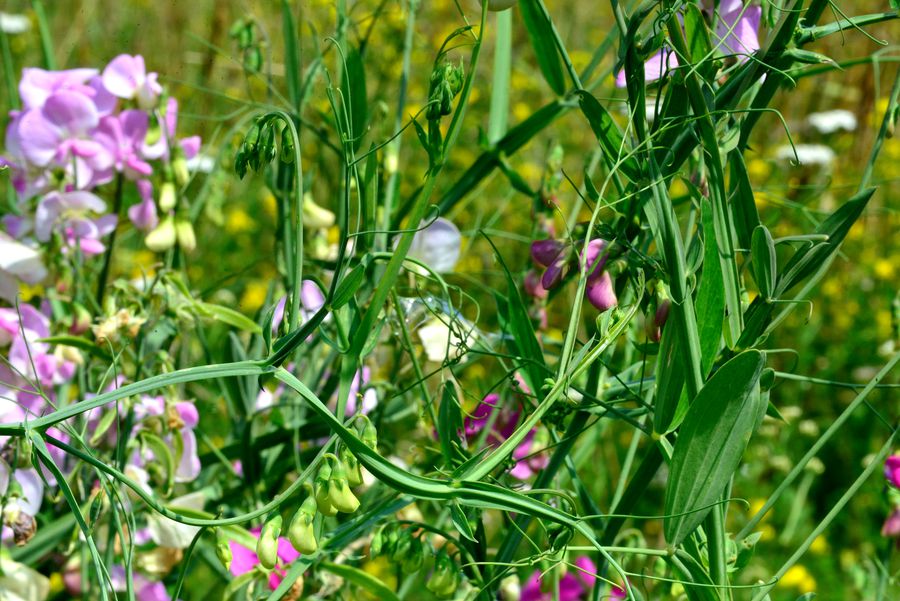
15;437;33;470
257;515;283;570
244;47;263;73
215;529;233;570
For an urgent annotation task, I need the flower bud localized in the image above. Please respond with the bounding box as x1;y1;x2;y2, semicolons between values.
523;270;548;300
257;515;283;570
314;462;337;517
288;497;318;555
158;182;177;212
215;529;233;570
582;238;610;280
427;550;460;598
68;302;92;335
401;536;424;572
14;437;32;470
370;525;386;556
530;239;565;268
303;193;336;229
360;418;378;450
340;446;364;487
883;508;900;538
327;461;360;514
173;154;190;187
175;220;196;252
585;271;618;312
145;216;177;252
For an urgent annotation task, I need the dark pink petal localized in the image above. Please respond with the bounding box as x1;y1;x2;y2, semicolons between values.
581;238;609;281
585;271;618;312
530;239;565;268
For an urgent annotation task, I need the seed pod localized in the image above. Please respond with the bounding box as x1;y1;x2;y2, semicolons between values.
257;515;283;570
215;529;233;570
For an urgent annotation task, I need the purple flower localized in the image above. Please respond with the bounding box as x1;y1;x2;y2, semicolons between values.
129;396;201;483
18;67;98;110
885;455;900;488
0;303;76;389
615;1;760;88
229;527;301;590
128;180;159;231
582;239;617;313
16;91;112;186
102;54;162;110
531;239;568;291
521;556;597;601
34;190;116;256
93;109;153;179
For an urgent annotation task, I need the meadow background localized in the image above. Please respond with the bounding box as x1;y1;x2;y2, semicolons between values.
1;0;899;598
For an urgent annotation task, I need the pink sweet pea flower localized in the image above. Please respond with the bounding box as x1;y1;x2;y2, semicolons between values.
885;455;900;488
128;180;159;231
531;239;568;291
708;0;761;58
582;239;618;313
34;190;116;256
465;393;546;481
93;109;153;179
102;54;163;110
521;556;597;601
129;396;202;483
615;47;679;88
18;67;98;110
229;527;301;590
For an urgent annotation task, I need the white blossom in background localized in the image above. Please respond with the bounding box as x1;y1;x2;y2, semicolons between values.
0;557;50;601
0;233;47;302
0;13;30;35
405;217;461;274
145;491;205;548
774;144;835;167
185;153;216;174
807;110;857;134
418;316;477;363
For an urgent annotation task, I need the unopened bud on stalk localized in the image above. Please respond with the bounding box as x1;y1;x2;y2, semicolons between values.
15;437;32;470
175;220;196;252
340;446;363;487
158;182;177;211
401;536;425;573
215;529;233;570
280;125;295;164
257;515;283;570
145;216;177;252
314;462;337;517
172;152;190;187
288;494;319;555
427;550;460;598
327;459;360;514
359;417;378;450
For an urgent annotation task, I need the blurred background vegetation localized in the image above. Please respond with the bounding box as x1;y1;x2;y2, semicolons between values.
2;0;898;597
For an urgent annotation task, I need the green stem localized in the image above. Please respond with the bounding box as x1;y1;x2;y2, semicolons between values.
31;0;56;70
96;174;125;308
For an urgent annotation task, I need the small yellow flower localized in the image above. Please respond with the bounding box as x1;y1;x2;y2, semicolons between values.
778;564;817;593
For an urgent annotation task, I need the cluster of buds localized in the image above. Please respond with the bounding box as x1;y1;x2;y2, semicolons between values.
229;18;265;74
527;237;620;312
882;454;900;538
426;61;464;121
234;116;293;180
314;452;361;516
370;523;462;598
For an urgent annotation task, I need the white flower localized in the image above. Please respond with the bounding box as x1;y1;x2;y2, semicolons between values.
405;217;461;274
0;13;30;35
0;233;47;302
807;110;857;134
145;491;206;548
185;153;216;174
0;555;50;601
774;144;835;167
417;317;477;363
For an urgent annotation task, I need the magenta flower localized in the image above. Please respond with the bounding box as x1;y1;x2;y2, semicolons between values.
521;556;597;601
465;393;547;481
102;54;163;110
885;455;900;488
229;527;301;590
582;239;618;313
531;239;568;291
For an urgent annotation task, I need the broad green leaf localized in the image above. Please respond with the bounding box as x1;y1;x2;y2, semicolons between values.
695;198;725;376
319;561;401;601
576;91;641;181
776;188;875;295
664;350;766;546
683;3;714;80
751;225;777;301
518;0;566;95
342;47;368;151
653;316;685;435
194;302;262;334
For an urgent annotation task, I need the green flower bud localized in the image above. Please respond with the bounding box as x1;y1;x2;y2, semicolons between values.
280;125;295;164
327;461;359;514
215;529;233;570
173;155;189;187
391;530;412;562
175;220;196;252
158;181;177;211
370;524;386;556
360;418;378;450
314;462;333;508
145;216;177;252
401;536;424;573
340;446;363;487
15;437;33;470
288;503;318;555
427;550;459;598
257;515;283;570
